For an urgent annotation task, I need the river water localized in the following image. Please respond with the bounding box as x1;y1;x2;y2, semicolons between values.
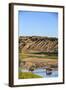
21;68;58;78
33;68;58;77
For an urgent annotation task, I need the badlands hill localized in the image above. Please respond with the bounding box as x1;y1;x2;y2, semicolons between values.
19;36;58;53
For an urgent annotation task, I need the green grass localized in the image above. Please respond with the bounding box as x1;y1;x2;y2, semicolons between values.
19;72;42;79
19;52;29;59
27;55;58;59
30;51;58;55
19;51;58;60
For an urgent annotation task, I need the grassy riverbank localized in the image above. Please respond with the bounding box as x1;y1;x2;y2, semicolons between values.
19;72;42;79
19;51;58;79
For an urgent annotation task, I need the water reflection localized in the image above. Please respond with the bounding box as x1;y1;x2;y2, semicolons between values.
33;68;58;77
46;68;52;75
21;68;58;78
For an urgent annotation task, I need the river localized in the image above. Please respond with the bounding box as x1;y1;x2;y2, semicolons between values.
20;68;58;78
33;68;58;77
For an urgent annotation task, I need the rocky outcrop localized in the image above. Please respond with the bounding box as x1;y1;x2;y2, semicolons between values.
19;36;58;53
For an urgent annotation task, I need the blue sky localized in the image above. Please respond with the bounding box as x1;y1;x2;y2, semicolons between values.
18;11;58;37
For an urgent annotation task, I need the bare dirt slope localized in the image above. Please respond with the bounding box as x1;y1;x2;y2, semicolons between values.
19;36;58;53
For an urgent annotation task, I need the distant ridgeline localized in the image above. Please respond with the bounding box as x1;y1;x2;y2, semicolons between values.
19;36;58;53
